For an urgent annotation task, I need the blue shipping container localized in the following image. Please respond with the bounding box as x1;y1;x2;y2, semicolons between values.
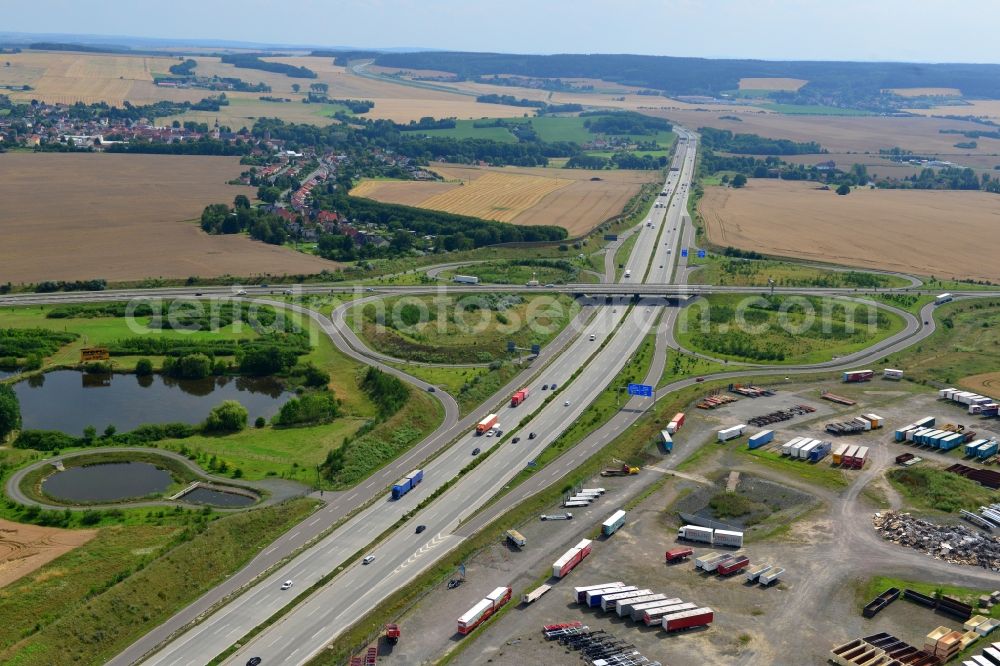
978;440;999;459
748;430;774;449
940;434;964;451
808;441;832;462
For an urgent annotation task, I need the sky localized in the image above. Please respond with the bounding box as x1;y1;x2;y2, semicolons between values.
6;0;1000;63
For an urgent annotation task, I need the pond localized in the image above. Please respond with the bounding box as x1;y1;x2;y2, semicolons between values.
42;461;172;502
0;368;20;380
14;370;293;435
179;486;257;508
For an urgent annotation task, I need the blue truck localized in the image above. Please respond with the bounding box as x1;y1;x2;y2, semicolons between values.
391;469;424;500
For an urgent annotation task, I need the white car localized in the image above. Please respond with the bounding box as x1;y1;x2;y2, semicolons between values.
235;289;248;296
564;400;571;406
281;580;293;590
363;555;376;565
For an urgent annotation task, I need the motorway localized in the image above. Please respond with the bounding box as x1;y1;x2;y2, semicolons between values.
211;129;698;666
1;124;993;666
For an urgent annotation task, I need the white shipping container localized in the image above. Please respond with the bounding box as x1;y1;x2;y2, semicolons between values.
799;440;820;459
666;421;679;434
853;417;872;431
713;529;744;548
694;551;721;568
631;597;683;621
760;568;785;585
781;436;805;456
642;602;697;625
790;439;810;457
884;368;904;380
585;585;637;606
616;594;666;617
601;589;652;612
745;563;772;582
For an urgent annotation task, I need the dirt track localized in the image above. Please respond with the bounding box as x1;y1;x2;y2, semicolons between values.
700;179;1000;282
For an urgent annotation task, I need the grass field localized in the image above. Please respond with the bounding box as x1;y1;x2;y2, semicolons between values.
348;293;580;364
393;362;522;416
1;498;318;666
401;118;519;143
758;103;871;115
689;256;910;288
886;466;999;514
351;163;657;236
438;260;579;285
675;293;905;365
893;298;1000;386
0;153;338;284
700;179;1000;283
735;445;850;490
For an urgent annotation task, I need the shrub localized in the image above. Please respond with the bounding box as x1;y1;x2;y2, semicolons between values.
204;400;248;433
135;358;154;376
273;391;340;426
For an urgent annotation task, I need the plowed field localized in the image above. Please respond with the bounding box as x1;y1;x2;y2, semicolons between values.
0;519;97;588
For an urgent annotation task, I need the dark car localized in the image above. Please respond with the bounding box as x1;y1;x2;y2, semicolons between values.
542;384;549;390
472;447;481;455
426;386;436;392
194;292;203;296
528;432;536;439
415;524;426;534
247;658;262;666
551;383;558;390
512;437;520;444
695;377;704;382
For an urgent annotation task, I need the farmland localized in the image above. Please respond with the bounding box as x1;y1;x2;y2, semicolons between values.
658;109;1000;155
350;163;657;235
699;179;1000;282
738;77;808;91
0;153;338;283
0;519;97;588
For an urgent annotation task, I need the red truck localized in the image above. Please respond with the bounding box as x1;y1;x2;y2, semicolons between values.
511;388;530;407
716;556;750;576
665;547;693;564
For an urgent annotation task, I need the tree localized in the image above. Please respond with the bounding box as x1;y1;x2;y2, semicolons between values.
233;194;251;210
83;425;97;443
103;424;117;438
836;183;851;195
291;83;300;93
731;174;747;188
0;384;21;441
204;400;248;433
135;358;153;376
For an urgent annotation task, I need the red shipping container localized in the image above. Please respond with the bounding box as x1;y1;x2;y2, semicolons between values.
665;547;693;563
717;557;750;576
664;608;714;632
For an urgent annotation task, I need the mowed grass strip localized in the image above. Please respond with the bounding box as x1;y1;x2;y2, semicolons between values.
2;498;319;666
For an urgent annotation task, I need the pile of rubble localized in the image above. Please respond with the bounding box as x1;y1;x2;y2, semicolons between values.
873;511;1000;570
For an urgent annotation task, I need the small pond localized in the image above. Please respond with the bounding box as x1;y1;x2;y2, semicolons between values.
179;486;256;508
42;461;172;502
14;370;293;435
0;368;20;380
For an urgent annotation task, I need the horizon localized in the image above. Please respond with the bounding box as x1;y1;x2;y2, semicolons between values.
4;0;1000;64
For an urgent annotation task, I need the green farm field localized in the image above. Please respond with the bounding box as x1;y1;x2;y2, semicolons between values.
689;256;911;288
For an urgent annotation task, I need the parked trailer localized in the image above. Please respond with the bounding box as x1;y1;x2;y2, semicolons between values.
678;525;714;544
745;563;772;582
574;582;625;604
551;539;592;578
843;369;875;383
782;436;806;456
391;469;424;500
660;430;673;452
663;607;714;632
643;602;697;626
617;593;667;617
713;529;745;548
505;529;526;549
790;439;810;457
701;553;736;572
832;443;850;465
717;556;750;576
809;441;832;462
602;510;627;537
842;445;859;466
694;551;722;569
748;429;775;449
862;587;901;618
914;416;936;428
601;589;653;612
672;412;686;429
586;585;636;607
563;501;591;508
521;584;551;604
665;547;693;564
475;414;498;435
453;275;480;284
799;440;820;460
631;597;683;622
581;488;607;495
718;424;747;442
851;446;869;469
884;368;904;380
760;568;785;586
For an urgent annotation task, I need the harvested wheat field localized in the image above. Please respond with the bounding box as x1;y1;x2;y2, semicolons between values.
657;110;1000;155
904;99;1000;120
0;153;339;283
959;372;1000;400
351;164;656;235
739;77;808;91
0;519;96;588
700;179;1000;281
